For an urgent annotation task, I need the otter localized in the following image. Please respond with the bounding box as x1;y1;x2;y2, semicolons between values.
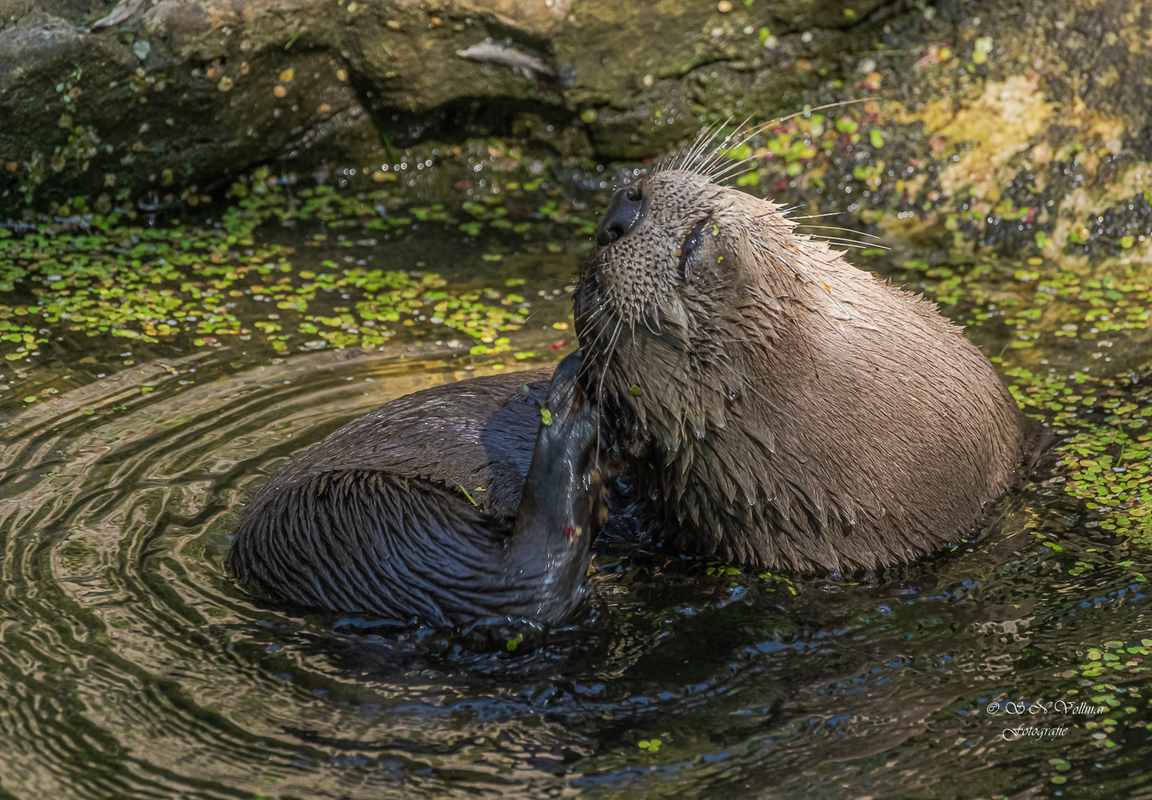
573;166;1025;571
229;353;607;628
230;156;1027;627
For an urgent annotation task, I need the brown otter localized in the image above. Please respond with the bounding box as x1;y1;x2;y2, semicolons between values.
573;167;1026;572
230;155;1028;627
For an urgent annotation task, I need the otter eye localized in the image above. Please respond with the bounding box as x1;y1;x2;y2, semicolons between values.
678;220;709;279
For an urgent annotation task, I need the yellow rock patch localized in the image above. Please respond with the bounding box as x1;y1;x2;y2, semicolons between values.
904;74;1054;203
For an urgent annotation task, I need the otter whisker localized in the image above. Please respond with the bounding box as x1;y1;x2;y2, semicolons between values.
579;289;611;324
580;305;606;328
702;144;763;182
518;279;583;326
593;318;624;467
693;138;741;181
695;98;875;186
697;124;757;179
703;111;811;180
682;120;728;167
585;287;627;360
704;149;782;184
811;239;881;251
706;162;762;185
797;238;876;250
793;224;883;241
641;301;664;335
785;210;858;221
672;117;738;174
579;287;621;361
521;303;568;327
674;118;731;173
697;99;872;183
574;298;611;381
745;99;869;140
696;115;755;168
756;212;886;256
777;203;807;216
821;241;876;250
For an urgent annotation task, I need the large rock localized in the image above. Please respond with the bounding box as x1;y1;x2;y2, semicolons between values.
864;0;1152;262
1;0;1152;264
0;0;888;212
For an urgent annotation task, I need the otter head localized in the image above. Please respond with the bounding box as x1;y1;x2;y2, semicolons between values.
574;171;770;453
573;169;1025;571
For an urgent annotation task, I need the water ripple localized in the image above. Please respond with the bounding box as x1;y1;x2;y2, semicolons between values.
1;342;1149;798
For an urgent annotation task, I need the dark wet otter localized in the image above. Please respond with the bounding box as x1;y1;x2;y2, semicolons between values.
230;353;606;627
231;162;1027;627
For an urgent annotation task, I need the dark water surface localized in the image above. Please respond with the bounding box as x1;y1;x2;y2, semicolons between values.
1;210;1151;800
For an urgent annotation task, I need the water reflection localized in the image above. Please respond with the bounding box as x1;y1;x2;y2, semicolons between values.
1;231;1150;798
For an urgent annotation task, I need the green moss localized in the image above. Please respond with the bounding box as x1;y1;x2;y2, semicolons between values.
878;251;1152;548
0;168;598;376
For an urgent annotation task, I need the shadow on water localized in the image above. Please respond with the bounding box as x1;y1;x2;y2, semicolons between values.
1;206;1151;799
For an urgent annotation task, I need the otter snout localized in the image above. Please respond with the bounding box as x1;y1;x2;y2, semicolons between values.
596;184;645;246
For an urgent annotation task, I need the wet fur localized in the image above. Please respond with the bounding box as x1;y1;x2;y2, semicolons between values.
232;123;1030;624
574;168;1026;572
230;366;596;627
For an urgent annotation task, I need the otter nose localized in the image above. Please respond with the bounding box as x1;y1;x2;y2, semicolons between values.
595;185;643;247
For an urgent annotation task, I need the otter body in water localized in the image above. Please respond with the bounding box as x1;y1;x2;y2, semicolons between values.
574;168;1025;571
230;354;605;627
231;157;1027;626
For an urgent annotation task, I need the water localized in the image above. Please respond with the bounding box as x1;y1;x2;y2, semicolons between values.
1;195;1150;799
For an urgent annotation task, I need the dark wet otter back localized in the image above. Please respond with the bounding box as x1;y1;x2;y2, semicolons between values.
247;367;555;521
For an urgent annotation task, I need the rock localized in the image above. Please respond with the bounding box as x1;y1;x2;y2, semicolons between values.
1;0;1152;262
0;2;377;212
0;0;894;212
586;80;696;161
